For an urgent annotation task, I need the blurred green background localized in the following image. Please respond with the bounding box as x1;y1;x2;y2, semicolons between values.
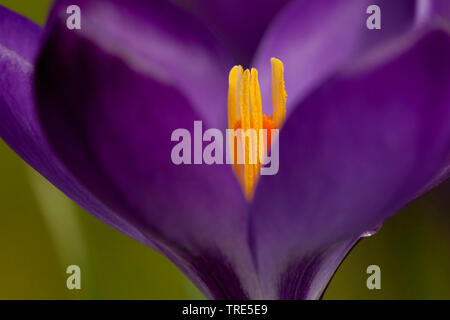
1;0;450;300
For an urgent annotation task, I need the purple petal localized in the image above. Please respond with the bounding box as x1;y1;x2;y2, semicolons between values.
0;4;154;253
35;0;259;299
48;0;233;128
250;28;450;298
278;237;360;300
0;5;41;61
421;0;450;21
253;0;418;115
176;0;293;64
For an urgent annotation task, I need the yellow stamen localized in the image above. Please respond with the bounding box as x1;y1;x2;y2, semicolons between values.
271;58;287;128
227;58;287;200
239;69;254;199
250;68;263;183
228;66;243;179
228;66;243;131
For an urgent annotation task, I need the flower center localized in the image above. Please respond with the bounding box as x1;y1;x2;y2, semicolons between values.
227;58;287;200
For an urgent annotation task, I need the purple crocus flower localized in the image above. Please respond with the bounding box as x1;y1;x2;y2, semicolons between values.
1;0;450;299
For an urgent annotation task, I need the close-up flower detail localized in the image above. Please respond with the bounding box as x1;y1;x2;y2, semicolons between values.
0;0;449;300
228;58;286;199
